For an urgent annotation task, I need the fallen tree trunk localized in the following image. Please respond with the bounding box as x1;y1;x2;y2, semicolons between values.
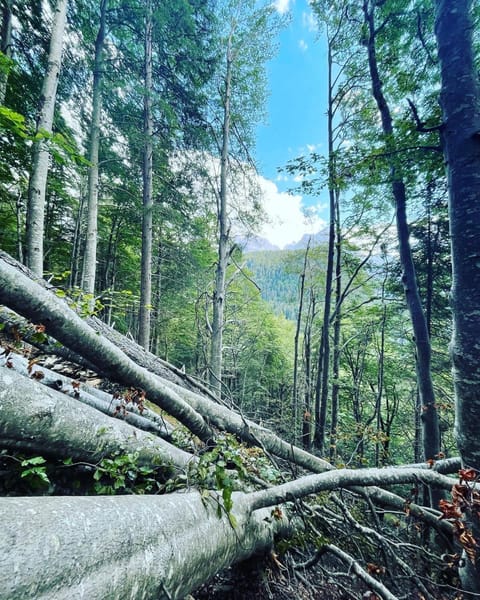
0;257;214;443
0;350;174;439
0;366;193;471
0;492;289;600
0;457;455;599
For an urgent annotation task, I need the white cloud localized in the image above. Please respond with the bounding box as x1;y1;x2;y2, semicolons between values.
257;177;326;248
273;0;292;15
302;10;318;32
298;39;308;52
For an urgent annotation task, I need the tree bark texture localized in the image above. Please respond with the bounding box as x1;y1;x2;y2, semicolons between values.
210;31;234;398
0;492;287;599
0;0;12;104
81;0;107;300
0;366;192;471
1;350;173;438
435;0;480;590
25;0;68;276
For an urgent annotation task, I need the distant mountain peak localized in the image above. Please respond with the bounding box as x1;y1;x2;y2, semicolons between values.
236;236;281;253
284;228;330;250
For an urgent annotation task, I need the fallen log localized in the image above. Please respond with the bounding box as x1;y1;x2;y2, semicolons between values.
0;492;288;600
0;350;174;439
0;366;193;471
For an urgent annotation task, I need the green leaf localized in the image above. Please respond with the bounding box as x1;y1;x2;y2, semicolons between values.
21;456;46;466
228;513;237;529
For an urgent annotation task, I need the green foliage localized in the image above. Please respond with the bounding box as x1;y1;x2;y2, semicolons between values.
0;106;29;139
92;452;163;495
20;456;50;488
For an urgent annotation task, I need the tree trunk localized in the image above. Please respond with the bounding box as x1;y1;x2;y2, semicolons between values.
329;200;342;463
0;492;287;600
435;0;480;589
0;0;12;105
363;1;440;469
25;0;68;276
138;0;154;350
81;0;107;302
210;32;234;398
315;39;336;454
0;366;191;471
293;239;310;442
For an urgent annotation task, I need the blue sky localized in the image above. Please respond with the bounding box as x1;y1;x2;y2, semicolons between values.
254;0;330;247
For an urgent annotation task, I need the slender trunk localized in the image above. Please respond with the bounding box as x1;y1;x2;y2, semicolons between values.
363;1;439;466
210;33;233;398
302;289;314;449
26;0;68;276
435;0;480;589
15;191;24;263
69;186;86;288
0;0;12;105
152;235;163;355
374;255;387;467
81;0;107;302
329;196;341;463
138;0;154;350
314;40;336;454
293;240;310;442
425;184;434;336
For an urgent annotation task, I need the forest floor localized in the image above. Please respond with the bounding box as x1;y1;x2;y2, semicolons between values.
195;555;359;600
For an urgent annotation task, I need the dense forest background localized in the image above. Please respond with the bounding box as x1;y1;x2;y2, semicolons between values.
1;1;480;598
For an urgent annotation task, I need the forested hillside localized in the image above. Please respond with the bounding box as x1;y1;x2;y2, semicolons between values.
245;249;316;320
1;1;480;598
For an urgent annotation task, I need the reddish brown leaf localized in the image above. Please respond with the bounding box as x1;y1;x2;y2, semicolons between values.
27;358;40;374
459;468;478;483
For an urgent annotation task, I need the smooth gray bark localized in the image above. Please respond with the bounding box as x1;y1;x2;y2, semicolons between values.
0;492;287;600
0;366;192;470
248;466;453;512
1;351;173;438
210;30;233;398
81;0;107;300
26;0;68;276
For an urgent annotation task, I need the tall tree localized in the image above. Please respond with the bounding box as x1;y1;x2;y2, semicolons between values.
25;0;68;276
208;0;279;397
361;0;440;472
435;0;480;590
81;0;108;304
138;0;153;350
